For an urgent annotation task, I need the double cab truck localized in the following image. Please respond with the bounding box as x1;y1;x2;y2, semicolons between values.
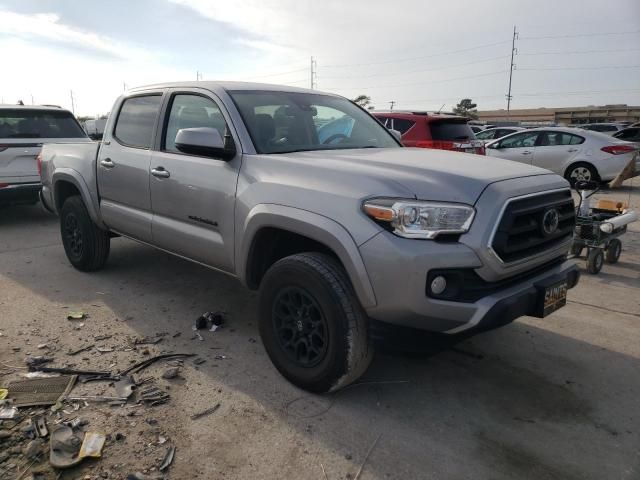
39;82;580;392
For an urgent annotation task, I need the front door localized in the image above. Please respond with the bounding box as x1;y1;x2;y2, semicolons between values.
98;93;163;242
149;91;241;272
488;131;541;165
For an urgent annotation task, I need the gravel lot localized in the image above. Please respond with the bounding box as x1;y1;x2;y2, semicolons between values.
1;182;639;480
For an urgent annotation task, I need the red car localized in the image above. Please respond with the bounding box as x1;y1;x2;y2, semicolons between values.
373;111;485;155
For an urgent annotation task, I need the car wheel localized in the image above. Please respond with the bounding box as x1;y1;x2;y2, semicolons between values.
565;162;599;187
60;196;110;272
258;252;373;393
586;248;604;274
605;238;621;264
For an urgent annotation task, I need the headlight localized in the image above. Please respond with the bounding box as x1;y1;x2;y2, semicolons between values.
363;198;475;239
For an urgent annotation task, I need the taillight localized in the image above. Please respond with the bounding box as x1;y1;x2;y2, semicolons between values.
0;144;8;153
601;145;637;155
0;183;8;189
36;153;43;177
415;140;456;150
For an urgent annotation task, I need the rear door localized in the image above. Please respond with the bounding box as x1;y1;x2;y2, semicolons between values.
487;131;541;164
97;92;163;242
532;131;584;174
149;90;241;272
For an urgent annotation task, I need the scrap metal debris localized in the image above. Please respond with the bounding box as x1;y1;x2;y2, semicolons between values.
140;386;170;406
159;445;176;471
66;312;87;320
194;311;226;332
134;336;163;345
114;375;136;399
7;375;77;407
67;344;94;356
190;403;220;420
121;353;195;375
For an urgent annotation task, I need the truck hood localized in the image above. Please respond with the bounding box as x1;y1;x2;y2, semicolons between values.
277;147;554;204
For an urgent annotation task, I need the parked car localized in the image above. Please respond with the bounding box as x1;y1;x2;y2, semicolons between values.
372;111;485;155
40;82;580;392
474;126;524;143
612;127;640;143
0;105;87;207
578;123;626;136
485;127;639;185
83;118;108;140
470;125;484;134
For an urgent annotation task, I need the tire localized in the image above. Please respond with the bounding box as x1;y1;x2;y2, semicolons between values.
565;162;599;187
570;243;583;257
258;252;373;393
60;196;110;272
605;238;621;264
586;248;604;274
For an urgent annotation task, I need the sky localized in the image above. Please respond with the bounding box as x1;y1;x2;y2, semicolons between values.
1;0;639;116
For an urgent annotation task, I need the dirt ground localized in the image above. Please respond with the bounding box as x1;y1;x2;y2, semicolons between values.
1;180;639;480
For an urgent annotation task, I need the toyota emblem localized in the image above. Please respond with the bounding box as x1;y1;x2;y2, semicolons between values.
542;208;560;236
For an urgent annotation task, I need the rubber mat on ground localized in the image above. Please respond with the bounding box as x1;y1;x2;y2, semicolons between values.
7;375;77;407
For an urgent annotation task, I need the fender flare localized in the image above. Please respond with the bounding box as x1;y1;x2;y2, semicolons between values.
52;169;107;229
237;204;377;308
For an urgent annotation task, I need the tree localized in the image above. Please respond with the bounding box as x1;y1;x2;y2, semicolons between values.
353;95;372;108
453;98;478;119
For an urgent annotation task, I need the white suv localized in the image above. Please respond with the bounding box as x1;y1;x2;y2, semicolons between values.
0;105;87;206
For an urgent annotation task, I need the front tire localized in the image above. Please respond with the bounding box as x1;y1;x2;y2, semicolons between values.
605;239;621;264
60;196;110;271
586;248;604;274
258;253;373;393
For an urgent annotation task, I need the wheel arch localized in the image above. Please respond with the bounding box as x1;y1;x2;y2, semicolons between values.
52;169;106;228
238;204;377;309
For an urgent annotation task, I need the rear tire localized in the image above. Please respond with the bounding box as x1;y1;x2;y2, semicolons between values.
60;196;110;272
586;248;604;274
605;239;621;264
565;162;599;187
258;252;373;393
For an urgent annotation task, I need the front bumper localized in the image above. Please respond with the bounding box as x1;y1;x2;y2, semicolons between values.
359;230;580;334
0;182;41;206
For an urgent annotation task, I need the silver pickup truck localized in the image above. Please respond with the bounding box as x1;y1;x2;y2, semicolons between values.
40;82;580;392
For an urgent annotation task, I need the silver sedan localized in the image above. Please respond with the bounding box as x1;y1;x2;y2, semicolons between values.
485;127;639;184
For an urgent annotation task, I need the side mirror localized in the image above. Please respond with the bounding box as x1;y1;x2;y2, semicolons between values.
487;142;500;149
389;129;402;141
175;127;236;160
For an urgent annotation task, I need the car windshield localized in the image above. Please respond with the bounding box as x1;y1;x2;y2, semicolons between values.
229;90;399;154
0;109;86;139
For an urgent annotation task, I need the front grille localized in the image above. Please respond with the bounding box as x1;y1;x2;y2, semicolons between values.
491;190;575;263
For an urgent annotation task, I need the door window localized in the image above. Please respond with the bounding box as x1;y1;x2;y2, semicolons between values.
390;118;415;134
164;94;228;153
538;132;584;146
114;95;162;148
475;129;496;140
498;131;539;148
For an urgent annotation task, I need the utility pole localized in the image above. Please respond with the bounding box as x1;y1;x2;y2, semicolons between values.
196;71;203;81
389;101;396;111
31;94;34;105
70;90;75;115
123;81;128;92
310;56;317;89
506;25;518;117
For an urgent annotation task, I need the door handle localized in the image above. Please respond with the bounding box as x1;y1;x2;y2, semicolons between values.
100;158;115;168
521;151;532;155
151;167;170;178
567;148;578;152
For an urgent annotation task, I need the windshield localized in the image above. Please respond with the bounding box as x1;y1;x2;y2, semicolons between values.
229;90;399;154
0;109;86;139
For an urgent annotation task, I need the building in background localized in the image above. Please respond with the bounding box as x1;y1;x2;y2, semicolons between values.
477;104;640;126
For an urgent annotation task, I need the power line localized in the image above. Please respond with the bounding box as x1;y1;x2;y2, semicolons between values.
520;29;640;40
519;47;640;56
319;55;509;80
323;69;507;91
519;65;640;71
320;40;510;68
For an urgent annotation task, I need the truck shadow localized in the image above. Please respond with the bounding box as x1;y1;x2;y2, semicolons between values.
1;219;639;479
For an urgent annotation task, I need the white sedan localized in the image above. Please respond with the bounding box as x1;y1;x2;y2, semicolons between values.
485;127;639;185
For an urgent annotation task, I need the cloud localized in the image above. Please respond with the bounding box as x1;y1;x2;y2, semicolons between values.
0;9;142;60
